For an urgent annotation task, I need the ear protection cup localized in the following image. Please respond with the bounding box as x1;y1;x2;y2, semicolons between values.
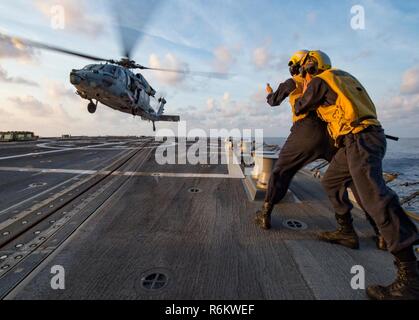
289;64;301;76
305;62;318;75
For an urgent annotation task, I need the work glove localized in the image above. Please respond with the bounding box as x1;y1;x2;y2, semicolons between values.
266;83;273;94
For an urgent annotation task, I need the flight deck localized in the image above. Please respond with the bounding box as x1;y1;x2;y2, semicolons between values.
0;137;404;300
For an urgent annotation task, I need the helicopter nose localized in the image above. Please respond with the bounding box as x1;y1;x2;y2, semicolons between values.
70;70;83;85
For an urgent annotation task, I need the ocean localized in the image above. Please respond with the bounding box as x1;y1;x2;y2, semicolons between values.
264;137;419;213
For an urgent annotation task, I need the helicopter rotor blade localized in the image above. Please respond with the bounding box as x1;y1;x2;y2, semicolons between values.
138;66;231;80
110;0;163;59
0;33;110;62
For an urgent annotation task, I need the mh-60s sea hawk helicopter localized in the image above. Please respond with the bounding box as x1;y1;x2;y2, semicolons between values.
0;33;228;132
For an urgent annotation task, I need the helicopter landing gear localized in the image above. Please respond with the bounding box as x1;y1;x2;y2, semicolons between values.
88;100;98;114
152;121;156;132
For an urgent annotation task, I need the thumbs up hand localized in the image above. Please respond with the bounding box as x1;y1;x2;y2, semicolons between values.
266;83;273;94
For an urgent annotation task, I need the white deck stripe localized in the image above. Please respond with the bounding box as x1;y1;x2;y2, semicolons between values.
0;141;141;161
0;166;243;179
225;145;246;179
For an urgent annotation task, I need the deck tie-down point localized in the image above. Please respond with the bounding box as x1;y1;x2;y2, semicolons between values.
283;219;308;231
188;187;202;194
141;272;168;291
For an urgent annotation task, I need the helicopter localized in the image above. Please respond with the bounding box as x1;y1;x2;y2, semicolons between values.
0;32;229;132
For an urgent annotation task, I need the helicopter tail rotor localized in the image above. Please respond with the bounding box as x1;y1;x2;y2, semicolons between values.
157;97;167;116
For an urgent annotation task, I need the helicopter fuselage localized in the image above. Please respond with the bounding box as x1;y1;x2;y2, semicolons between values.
69;63;179;129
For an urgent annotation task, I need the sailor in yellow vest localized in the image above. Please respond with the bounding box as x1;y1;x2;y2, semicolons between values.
295;50;419;300
255;50;336;229
256;50;385;250
257;50;375;236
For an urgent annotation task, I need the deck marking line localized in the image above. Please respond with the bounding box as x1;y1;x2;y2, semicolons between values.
225;145;245;179
0;166;242;179
0;140;140;161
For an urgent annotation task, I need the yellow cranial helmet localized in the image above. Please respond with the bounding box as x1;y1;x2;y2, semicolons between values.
288;50;309;76
289;50;309;67
302;50;332;74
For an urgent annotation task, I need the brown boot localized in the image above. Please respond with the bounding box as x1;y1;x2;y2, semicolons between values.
374;235;388;251
255;202;273;230
367;260;419;300
318;213;360;250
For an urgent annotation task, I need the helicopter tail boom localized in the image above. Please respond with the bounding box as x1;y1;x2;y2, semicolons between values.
157;115;180;122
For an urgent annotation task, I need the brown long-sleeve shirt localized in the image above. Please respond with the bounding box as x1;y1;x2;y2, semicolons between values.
294;77;338;115
266;78;296;107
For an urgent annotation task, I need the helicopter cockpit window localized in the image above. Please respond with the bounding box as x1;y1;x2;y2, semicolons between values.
83;65;97;71
102;65;118;76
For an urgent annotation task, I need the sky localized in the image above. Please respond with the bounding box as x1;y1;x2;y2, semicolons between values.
0;0;419;137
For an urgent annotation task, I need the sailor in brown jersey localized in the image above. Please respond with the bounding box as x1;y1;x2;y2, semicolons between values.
295;50;419;300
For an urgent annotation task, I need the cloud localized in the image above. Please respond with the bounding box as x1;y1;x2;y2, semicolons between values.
379;93;419;120
401;66;419;95
376;66;419;133
0;34;36;62
178;89;293;133
0;66;39;86
7;95;76;122
45;81;77;100
0;106;13;118
33;0;104;36
306;11;318;24
213;46;237;73
1;95;82;136
251;85;267;103
206;97;220;113
8;96;51;117
253;47;271;69
251;41;287;70
148;53;189;85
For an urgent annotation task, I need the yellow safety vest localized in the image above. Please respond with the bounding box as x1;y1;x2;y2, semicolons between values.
289;75;308;123
315;69;381;141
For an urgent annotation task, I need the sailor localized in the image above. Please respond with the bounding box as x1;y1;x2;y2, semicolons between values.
255;50;384;250
295;50;419;300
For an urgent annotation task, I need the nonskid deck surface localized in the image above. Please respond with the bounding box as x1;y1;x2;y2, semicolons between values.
0;138;397;300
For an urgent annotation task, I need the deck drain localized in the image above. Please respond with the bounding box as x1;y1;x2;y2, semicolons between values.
141;272;168;291
283;219;308;231
151;173;162;177
188;187;202;194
